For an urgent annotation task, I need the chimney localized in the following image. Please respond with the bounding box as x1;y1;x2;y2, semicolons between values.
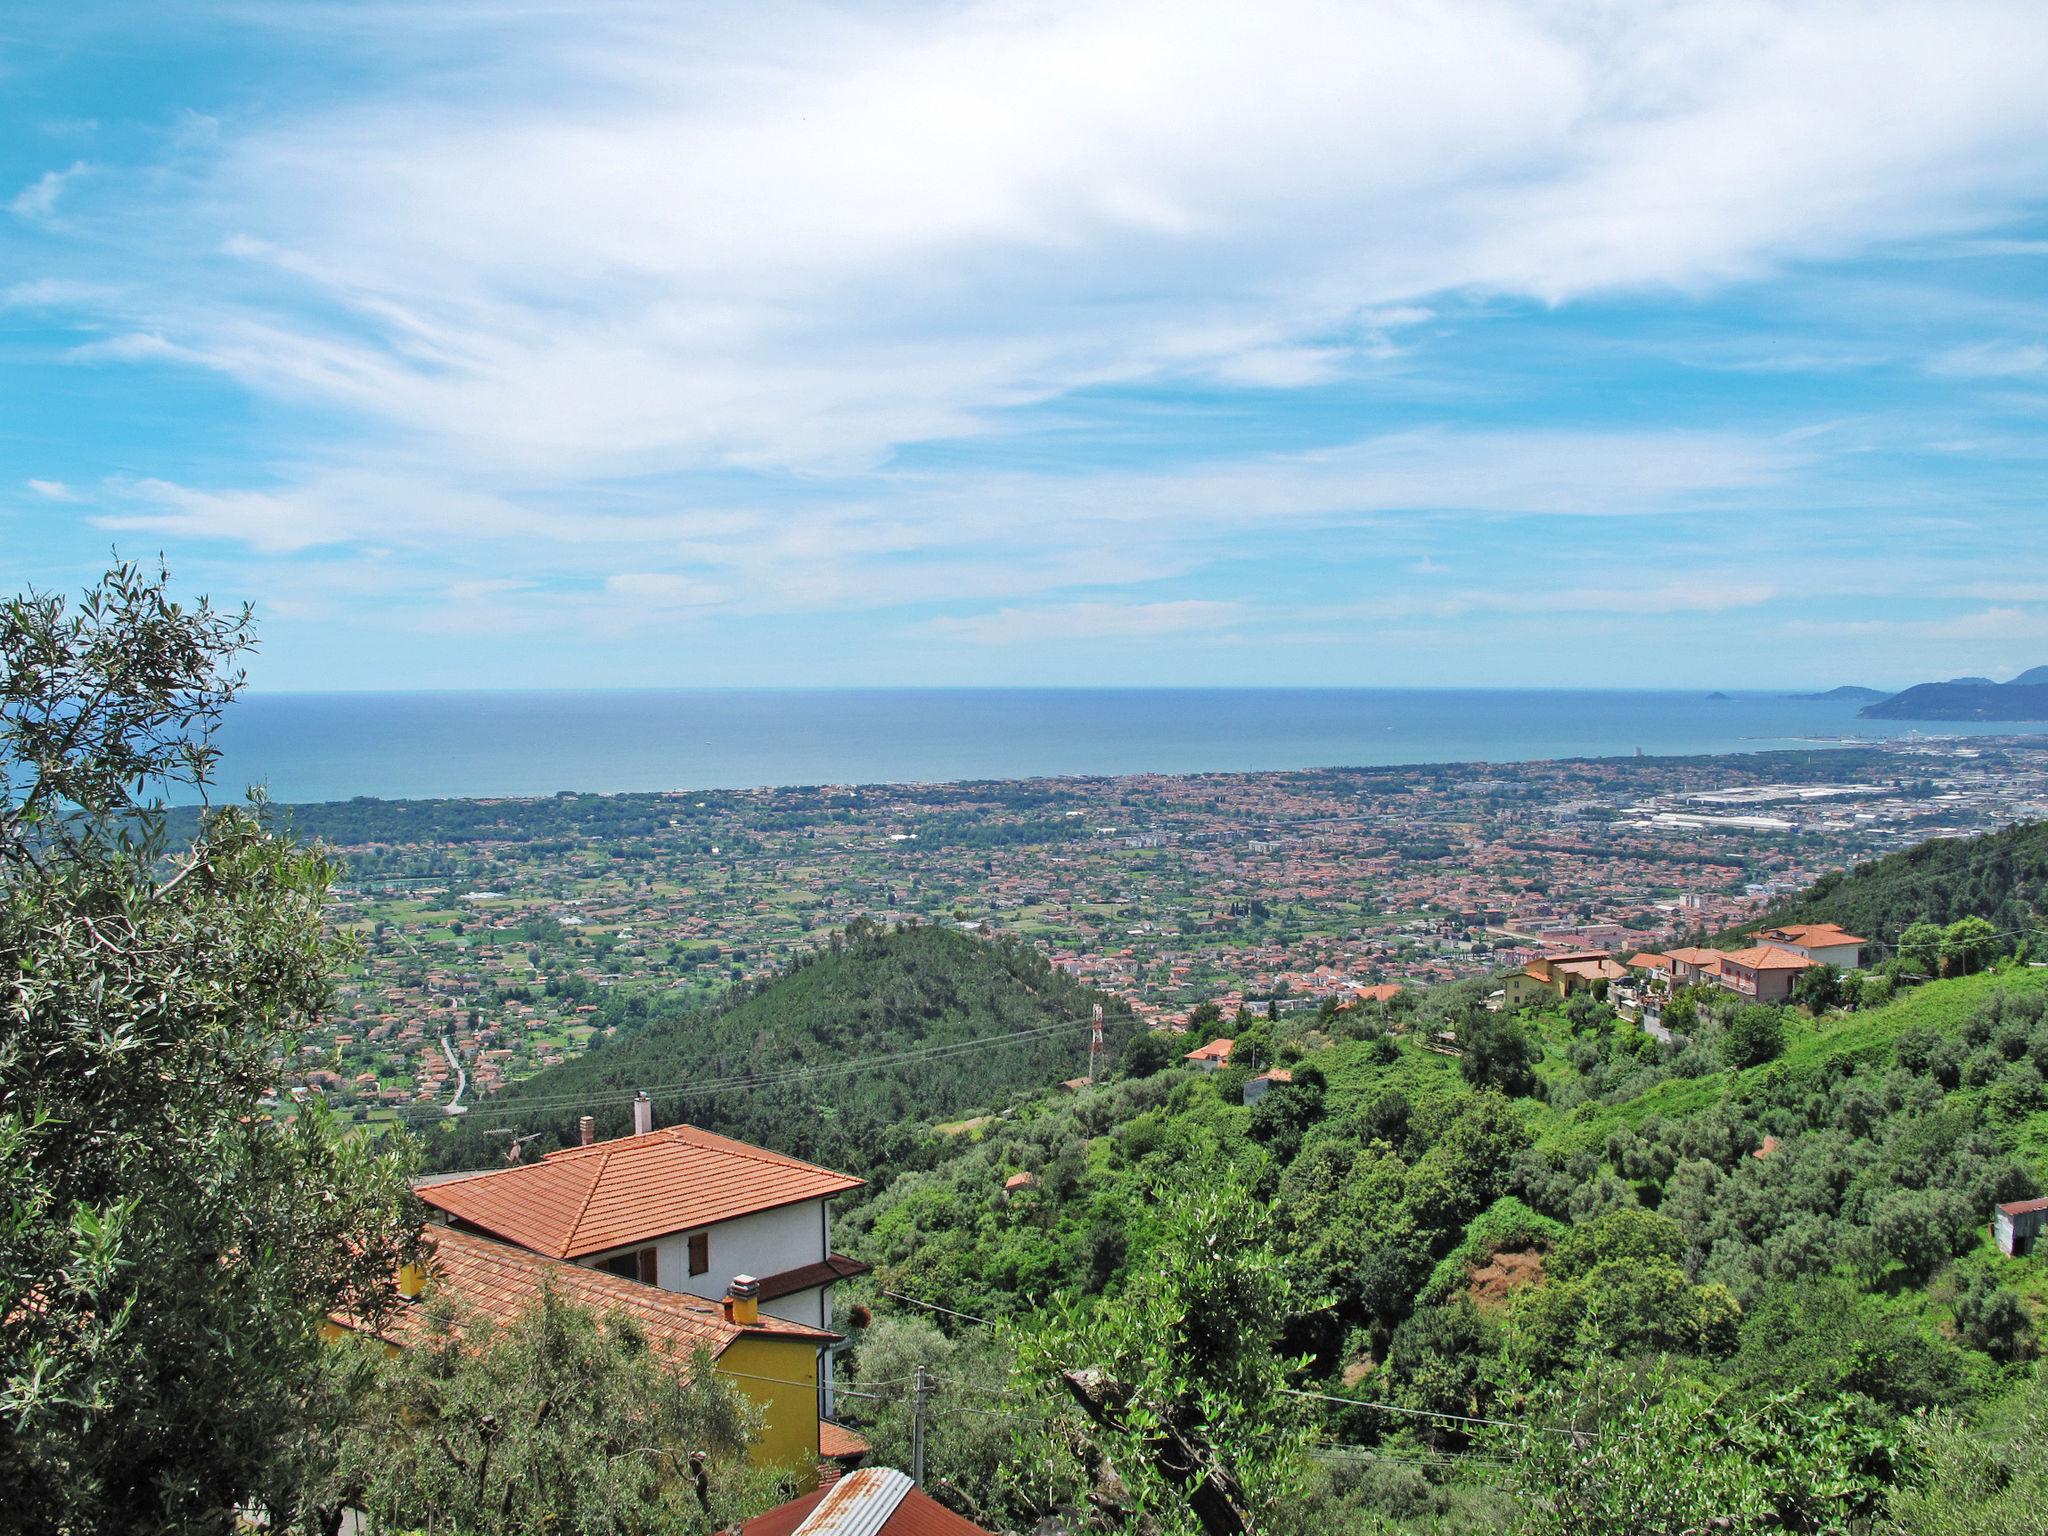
723;1274;760;1327
578;1115;596;1146
632;1091;654;1137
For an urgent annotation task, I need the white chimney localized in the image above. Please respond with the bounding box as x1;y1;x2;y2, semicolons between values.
632;1091;653;1137
578;1115;595;1146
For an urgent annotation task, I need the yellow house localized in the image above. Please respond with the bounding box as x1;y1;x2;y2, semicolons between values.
1502;949;1628;1009
334;1225;841;1484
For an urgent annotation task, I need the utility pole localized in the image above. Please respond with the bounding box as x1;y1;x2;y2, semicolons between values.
1089;1003;1104;1084
910;1363;931;1486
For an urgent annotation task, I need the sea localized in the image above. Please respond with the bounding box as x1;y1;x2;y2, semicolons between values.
181;688;2042;806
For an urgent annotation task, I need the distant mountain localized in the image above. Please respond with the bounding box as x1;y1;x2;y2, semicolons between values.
1859;667;2048;721
424;921;1131;1175
1737;818;2048;945
1789;685;1890;702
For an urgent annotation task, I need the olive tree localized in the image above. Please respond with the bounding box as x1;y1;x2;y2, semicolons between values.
0;563;421;1533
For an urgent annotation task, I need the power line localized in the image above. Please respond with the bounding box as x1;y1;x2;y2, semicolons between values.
880;1290;996;1328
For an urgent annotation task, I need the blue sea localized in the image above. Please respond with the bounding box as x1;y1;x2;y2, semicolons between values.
185;688;2041;806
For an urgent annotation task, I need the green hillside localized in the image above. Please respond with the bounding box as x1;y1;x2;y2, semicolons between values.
831;952;2048;1533
425;920;1131;1175
1747;817;2048;948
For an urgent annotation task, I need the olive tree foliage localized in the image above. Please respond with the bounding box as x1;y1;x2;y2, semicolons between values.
1018;1175;1313;1536
1505;1360;1903;1536
0;563;422;1533
305;1289;777;1536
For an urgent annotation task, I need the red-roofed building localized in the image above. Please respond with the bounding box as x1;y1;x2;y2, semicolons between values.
1995;1195;2048;1256
1720;945;1817;1002
1751;923;1867;970
1184;1037;1234;1070
742;1466;996;1536
335;1224;840;1480
417;1114;869;1418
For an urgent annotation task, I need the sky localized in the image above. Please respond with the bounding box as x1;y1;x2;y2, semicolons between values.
3;0;2047;693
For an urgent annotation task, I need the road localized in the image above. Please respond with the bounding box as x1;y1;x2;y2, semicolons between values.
441;1033;468;1115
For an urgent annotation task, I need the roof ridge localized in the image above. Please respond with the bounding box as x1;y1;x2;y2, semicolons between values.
562;1142;614;1254
671;1123;843;1175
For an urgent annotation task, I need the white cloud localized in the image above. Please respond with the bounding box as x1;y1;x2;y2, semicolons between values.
1929;340;2048;377
9;161;87;220
926;600;1242;646
30;0;2048;483
26;479;80;502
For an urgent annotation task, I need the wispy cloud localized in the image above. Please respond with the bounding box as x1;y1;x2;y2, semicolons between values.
926;600;1242;646
9;161;87;220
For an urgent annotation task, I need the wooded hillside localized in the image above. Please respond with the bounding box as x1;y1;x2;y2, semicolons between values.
426;921;1130;1175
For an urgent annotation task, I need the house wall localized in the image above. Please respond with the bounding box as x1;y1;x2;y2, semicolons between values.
715;1334;822;1487
581;1198;828;1302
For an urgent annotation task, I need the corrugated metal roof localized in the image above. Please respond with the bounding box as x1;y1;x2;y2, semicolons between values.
741;1468;996;1536
417;1124;864;1258
792;1466;912;1536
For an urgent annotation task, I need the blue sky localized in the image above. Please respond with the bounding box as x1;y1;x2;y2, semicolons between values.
4;0;2047;692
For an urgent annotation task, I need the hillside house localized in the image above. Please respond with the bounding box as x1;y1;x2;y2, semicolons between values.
1995;1195;2048;1257
1502;950;1627;1009
1718;945;1817;1002
1184;1037;1234;1070
415;1100;868;1432
1751;922;1867;970
1666;947;1728;987
336;1224;840;1479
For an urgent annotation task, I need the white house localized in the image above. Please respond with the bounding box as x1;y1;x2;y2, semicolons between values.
1750;923;1867;971
417;1097;868;1410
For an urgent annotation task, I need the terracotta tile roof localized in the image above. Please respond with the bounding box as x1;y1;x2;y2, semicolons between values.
1251;1068;1293;1084
418;1125;865;1259
755;1253;871;1303
1628;952;1674;970
1726;946;1817;971
1184;1038;1234;1062
1757;923;1867;947
818;1420;872;1461
341;1226;838;1364
742;1467;995;1536
1665;947;1724;965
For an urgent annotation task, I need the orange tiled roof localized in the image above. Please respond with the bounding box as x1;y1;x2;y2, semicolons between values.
1628;952;1674;970
344;1225;838;1363
1666;947;1726;966
1725;945;1817;971
819;1420;872;1461
418;1125;865;1260
1184;1038;1234;1062
1757;922;1867;947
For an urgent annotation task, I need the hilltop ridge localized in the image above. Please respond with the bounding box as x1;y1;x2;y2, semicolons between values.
1861;667;2048;721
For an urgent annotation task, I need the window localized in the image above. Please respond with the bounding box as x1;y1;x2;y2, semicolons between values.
601;1247;658;1285
688;1232;709;1276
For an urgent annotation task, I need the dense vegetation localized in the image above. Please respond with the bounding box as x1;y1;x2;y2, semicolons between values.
825;947;2048;1532
2;566;420;1532
1747;817;2047;949
428;920;1133;1175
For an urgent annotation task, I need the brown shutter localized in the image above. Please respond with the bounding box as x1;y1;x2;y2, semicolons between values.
688;1232;709;1275
637;1247;658;1285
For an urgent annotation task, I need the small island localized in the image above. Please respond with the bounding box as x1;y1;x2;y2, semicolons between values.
1789;685;1890;702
